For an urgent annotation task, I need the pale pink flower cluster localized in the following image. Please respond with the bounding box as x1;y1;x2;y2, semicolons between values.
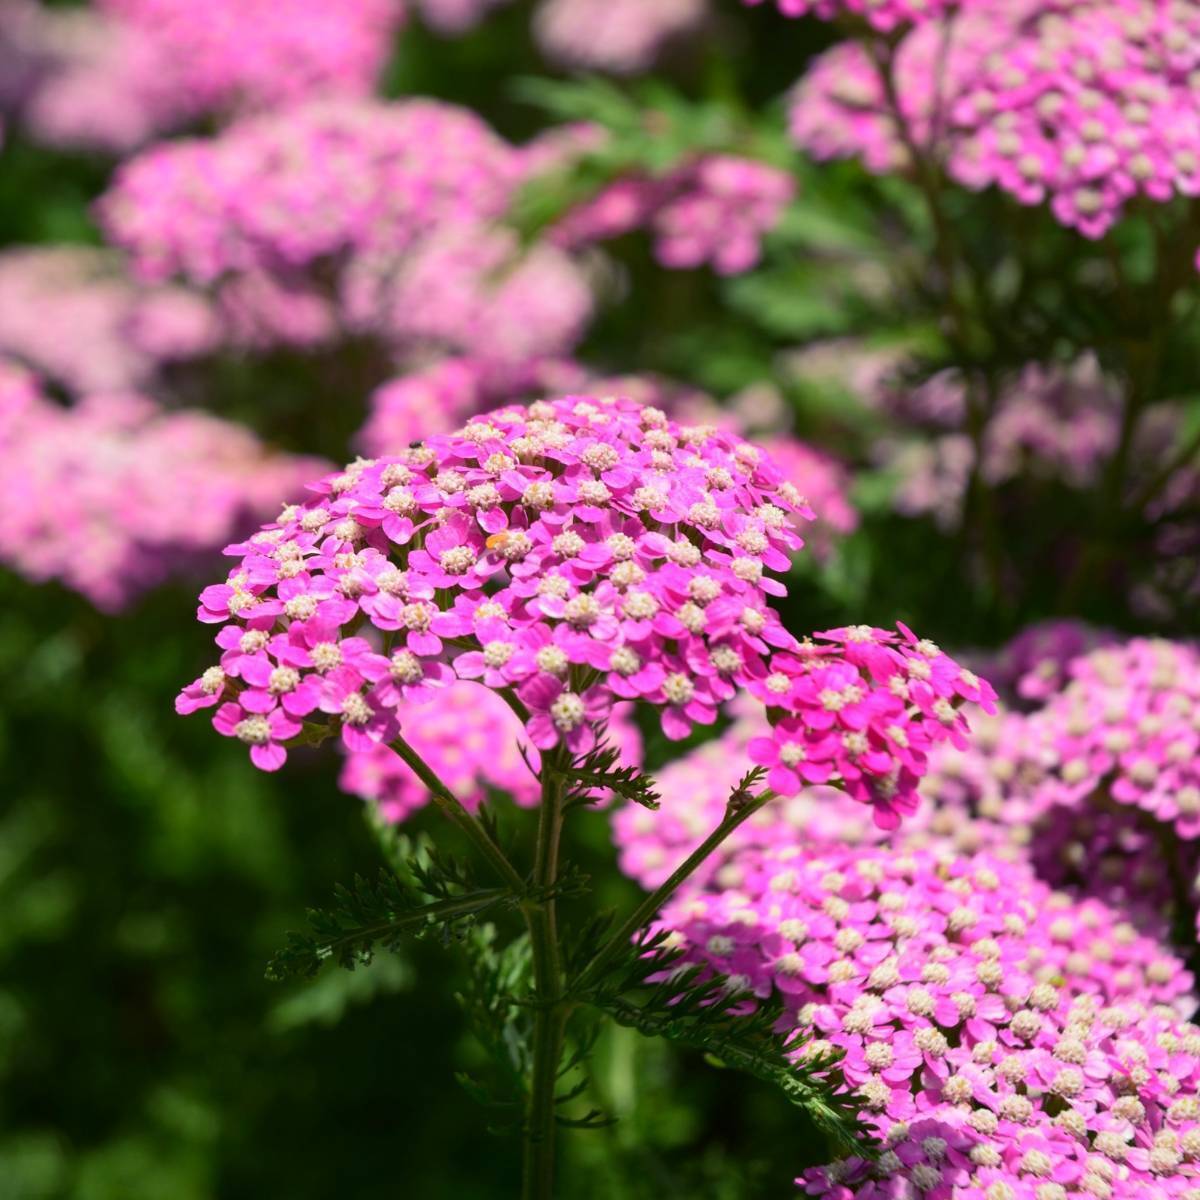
745;0;953;33
98;99;592;365
656;839;1200;1199
17;0;403;153
1009;638;1200;846
553;155;796;275
100;99;519;286
341;228;592;366
534;0;706;75
0;247;220;394
410;0;513;34
875;360;1125;529
918;635;1200;939
0;361;326;612
975;619;1119;706
789;1;1200;249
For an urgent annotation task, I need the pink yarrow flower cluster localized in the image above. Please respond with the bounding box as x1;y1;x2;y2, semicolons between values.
179;393;967;804
613;696;889;890
180;394;809;768
553;156;796;276
0;246;219;394
0;360;326;612
917;633;1200;941
98;99;592;367
15;0;403;152
98;99;521;287
788;1;1200;254
1016;638;1200;844
655;839;1200;1200
534;0;706;75
746;623;996;828
744;0;953;33
873;360;1128;530
975;619;1119;707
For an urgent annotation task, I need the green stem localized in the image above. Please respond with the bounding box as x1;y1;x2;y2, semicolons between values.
573;789;776;996
387;733;526;894
521;753;570;1200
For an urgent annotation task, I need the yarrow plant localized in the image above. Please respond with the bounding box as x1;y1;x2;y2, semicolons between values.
177;391;987;1197
653;837;1200;1199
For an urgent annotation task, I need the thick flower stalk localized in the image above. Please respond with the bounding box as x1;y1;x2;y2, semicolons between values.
654;838;1200;1198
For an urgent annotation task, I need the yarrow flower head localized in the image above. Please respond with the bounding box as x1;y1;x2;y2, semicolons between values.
744;0;952;34
788;1;1200;254
16;0;404;153
179;394;814;766
534;0;707;75
552;155;796;276
99;98;522;287
746;623;996;827
0;359;326;612
179;392;976;806
917;632;1200;944
652;837;1199;1200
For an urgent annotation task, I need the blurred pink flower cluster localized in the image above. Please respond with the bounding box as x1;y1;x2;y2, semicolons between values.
98;98;595;364
0;360;326;611
410;0;513;34
874;359;1127;529
9;0;403;152
0;246;220;394
553;155;796;275
655;837;1200;1200
534;0;706;75
787;0;1200;253
745;0;952;33
99;99;518;286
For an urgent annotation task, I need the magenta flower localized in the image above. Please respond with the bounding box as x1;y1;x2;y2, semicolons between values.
212;701;302;771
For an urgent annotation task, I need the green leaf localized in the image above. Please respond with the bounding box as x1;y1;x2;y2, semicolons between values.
265;870;516;981
576;936;874;1159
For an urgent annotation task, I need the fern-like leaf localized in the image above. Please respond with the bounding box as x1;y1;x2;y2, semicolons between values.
265;870;516;981
577;935;874;1157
